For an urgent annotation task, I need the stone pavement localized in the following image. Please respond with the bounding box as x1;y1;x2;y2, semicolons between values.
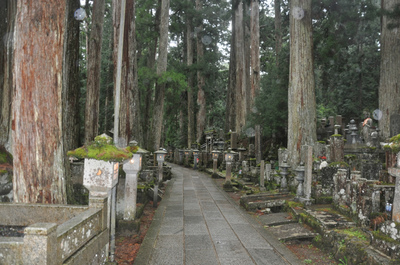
134;164;301;265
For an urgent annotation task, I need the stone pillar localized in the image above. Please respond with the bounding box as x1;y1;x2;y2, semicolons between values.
122;163;140;220
24;223;58;265
301;145;314;203
226;162;232;182
330;136;344;162
231;132;238;150
260;160;265;190
83;159;119;261
278;148;289;167
265;163;271;181
388;167;400;222
255;125;261;164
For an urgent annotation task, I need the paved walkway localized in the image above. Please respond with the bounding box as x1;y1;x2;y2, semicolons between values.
134;163;301;265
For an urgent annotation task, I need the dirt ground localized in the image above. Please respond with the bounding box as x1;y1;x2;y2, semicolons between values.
115;177;338;265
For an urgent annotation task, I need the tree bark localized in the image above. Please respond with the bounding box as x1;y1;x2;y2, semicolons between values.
151;0;170;151
84;0;105;144
63;0;81;152
187;4;195;147
234;1;247;133
13;0;67;204
0;0;16;153
114;0;142;147
196;0;206;143
379;0;400;140
287;0;316;168
274;0;282;67
225;3;236;133
142;3;160;150
250;0;260;107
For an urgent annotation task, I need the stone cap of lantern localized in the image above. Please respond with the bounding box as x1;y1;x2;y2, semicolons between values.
155;148;167;162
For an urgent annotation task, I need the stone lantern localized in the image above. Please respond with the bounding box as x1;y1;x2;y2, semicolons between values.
224;149;234;182
211;150;220;178
178;149;184;165
280;160;290;192
295;162;305;198
217;139;225;151
349;119;358;144
237;146;246;162
184;149;190;166
155;148;167;183
122;140;145;221
192;149;199;170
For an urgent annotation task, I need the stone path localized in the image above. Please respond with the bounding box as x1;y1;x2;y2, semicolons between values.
134;164;301;265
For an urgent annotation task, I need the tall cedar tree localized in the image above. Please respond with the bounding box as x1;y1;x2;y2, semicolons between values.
379;0;400;139
13;0;68;203
196;0;206;143
151;0;170;151
84;0;105;144
113;0;142;147
187;0;195;147
287;0;316;167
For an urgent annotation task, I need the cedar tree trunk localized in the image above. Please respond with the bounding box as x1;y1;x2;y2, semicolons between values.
287;0;316;167
0;0;16;153
13;0;67;204
379;0;400;140
84;0;105;144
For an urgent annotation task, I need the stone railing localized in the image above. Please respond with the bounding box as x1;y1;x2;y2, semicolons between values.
0;196;109;265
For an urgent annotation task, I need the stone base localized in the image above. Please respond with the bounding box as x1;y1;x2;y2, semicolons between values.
223;181;234;192
212;172;219;179
117;219;141;236
295;196;315;206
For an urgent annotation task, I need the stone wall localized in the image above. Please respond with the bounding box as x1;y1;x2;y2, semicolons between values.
332;169;395;226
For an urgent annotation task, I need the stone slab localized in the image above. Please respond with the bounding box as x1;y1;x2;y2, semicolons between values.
265;223;317;241
258;212;296;227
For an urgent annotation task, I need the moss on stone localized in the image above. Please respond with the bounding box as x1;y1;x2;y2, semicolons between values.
372;230;400;245
329;161;349;168
67;134;133;162
331;134;342;137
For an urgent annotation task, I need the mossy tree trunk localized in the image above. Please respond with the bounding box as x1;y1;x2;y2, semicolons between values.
63;0;81;152
250;0;260;107
0;0;16;153
234;1;247;133
13;0;67;204
287;0;317;168
379;0;400;140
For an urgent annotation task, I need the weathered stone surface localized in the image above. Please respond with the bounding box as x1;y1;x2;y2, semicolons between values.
83;159;119;193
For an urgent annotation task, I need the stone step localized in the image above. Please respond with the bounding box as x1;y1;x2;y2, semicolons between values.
304;205;356;230
258;212;296;227
265;222;317;241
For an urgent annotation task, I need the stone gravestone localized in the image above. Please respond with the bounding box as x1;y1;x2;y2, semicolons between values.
265;163;272;181
278;148;289;167
301;145;314;203
255;125;261;164
329;136;344;162
260;160;265;190
390;114;400;139
388;164;400;222
231;132;238;150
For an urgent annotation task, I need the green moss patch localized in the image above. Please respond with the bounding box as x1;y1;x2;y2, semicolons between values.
0;146;12;164
67;134;133;162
